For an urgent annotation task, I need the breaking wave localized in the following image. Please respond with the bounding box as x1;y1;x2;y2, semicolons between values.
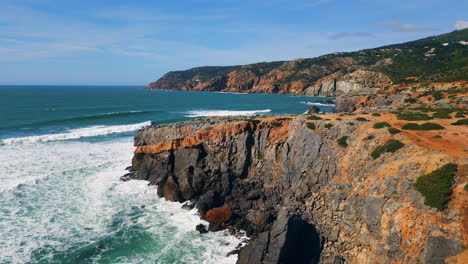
1;121;151;145
184;109;271;117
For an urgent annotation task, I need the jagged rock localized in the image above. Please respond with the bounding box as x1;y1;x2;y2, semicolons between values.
237;213;322;264
307;106;320;114
196;224;208;234
422;236;460;264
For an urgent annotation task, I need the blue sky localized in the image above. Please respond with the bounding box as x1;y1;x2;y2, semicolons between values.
0;0;467;85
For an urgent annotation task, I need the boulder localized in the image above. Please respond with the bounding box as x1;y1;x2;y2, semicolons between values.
205;206;233;224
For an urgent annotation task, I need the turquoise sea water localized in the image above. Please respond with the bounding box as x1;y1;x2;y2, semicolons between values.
0;86;333;263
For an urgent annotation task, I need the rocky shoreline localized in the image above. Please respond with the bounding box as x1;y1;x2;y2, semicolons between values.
122;92;467;263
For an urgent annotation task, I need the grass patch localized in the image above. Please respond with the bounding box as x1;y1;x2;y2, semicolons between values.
205;127;214;131
388;127;400;134
356;117;368;122
371;113;381;117
307;115;322;120
371;139;405;159
337;136;349;147
324;124;333;129
413;164;458;211
402;122;445;130
373;122;391;129
306;123;316;130
257;152;264;159
433;135;442;138
397;112;433;121
451;119;468;126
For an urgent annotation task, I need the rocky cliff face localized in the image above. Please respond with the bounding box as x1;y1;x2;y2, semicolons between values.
125;113;467;264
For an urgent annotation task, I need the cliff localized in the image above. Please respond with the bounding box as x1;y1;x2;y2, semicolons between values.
146;29;468;96
125;93;468;263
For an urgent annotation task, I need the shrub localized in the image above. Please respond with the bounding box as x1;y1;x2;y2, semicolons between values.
371;113;381;116
433;135;442;138
432;112;452;119
455;112;465;118
356;117;368;122
205;127;214;131
388;127;400;134
371;139;405;159
307;115;322;120
272;122;283;127
365;135;375;140
257;152;264;159
397;112;433;121
275;117;292;121
465;184;468;192
451;119;468;126
245;118;261;124
432;91;444;101
373;122;391;129
337;136;349;147
306;123;316;130
347;122;354;126
402;123;445;130
324;124;333;129
405;98;417;103
336;118;342;121
413;164;458;211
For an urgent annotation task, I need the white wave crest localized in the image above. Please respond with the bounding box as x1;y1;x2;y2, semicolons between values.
185;109;271;117
300;101;335;106
2;121;151;145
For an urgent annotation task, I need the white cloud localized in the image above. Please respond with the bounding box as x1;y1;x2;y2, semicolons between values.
453;20;468;30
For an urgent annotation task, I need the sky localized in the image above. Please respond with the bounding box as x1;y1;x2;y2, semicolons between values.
0;0;467;85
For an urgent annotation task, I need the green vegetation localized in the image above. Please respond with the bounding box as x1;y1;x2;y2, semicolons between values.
365;135;375;140
205;127;214;131
404;98;417;104
413;164;458;211
371;113;381;117
397;112;433;121
371;139;405;159
275;117;292;121
465;184;468;192
306;123;316;130
432;91;444;101
356;117;368;122
433;135;442;138
432;112;452;119
402;122;445;130
388;127;401;134
337;136;349;147
347;122;354;126
373;122;391;129
455;112;465;118
272;122;283;128
336;118;342;121
307;115;322;120
257;152;264;159
451;119;468;126
324;124;333;129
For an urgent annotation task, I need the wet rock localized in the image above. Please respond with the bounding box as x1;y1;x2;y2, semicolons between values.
196;224;208;234
307;106;320;114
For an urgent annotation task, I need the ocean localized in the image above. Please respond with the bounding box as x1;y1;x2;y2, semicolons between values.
0;86;333;264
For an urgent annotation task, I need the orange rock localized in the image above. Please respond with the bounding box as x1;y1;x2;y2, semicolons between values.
205;206;233;224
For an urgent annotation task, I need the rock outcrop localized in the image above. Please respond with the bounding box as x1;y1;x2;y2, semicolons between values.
126;113;467;263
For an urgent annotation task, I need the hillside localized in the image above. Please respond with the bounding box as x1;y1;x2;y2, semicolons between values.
147;29;468;96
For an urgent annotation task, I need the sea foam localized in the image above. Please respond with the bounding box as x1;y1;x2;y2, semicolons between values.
185;109;271;117
1;121;151;145
300;101;335;106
